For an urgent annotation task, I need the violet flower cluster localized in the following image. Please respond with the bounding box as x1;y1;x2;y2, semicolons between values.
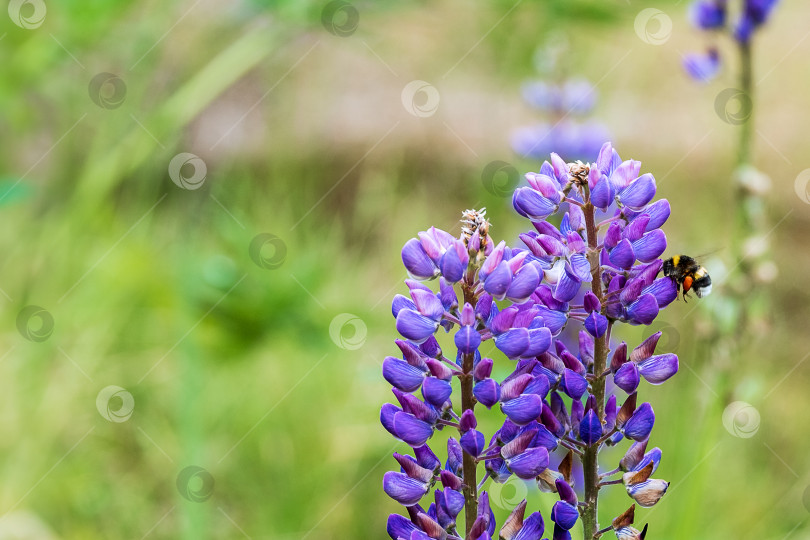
512;79;609;162
684;0;780;82
381;143;682;540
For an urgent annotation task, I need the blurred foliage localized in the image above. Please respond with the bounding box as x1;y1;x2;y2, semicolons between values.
0;0;808;539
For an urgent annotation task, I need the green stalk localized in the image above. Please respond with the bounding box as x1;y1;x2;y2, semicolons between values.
460;279;478;538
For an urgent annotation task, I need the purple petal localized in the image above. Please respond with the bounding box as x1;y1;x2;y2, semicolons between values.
609;239;635;269
536;307;568;335
604;394;617;433
583;291;600;313
402;239;439;280
605;222;622;250
513;187;558;220
624;403;655;441
380;403;401;437
579;409;602;446
618;173;656;210
454;326;481;355
392;294;417;319
613;362;640;394
626;293;659;325
474;379;500;408
590;175;615;209
396;309;439;343
411;289;444;320
683;49;721;83
525;327;553;357
610;160;641;190
506;263;540;303
439;245;465;283
421;377;452;407
495;328;531;358
387;514;419;540
640;199;671;231
553;267;581;303
483;260;513;301
460;429;486;457
642;277;678;308
550;501;579;530
584;312;608;338
569;253;592;282
383;357;425;392
638;354;679;384
505;446;549;479
514;512;545;540
501;394;544;426
439;278;458;311
383;471;429;506
560;369;588;400
632;230;667;263
393;411;434;447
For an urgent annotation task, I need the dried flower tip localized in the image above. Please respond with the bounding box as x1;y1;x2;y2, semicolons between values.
612;504;636;529
568;160;590;184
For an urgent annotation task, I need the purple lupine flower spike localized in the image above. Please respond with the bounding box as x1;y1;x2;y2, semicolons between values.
382;145;683;538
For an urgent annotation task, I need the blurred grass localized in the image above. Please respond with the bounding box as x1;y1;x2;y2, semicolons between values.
1;0;809;538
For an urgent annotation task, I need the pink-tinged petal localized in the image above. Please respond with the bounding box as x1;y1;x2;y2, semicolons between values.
614;362;640;394
480;241;506;279
402;239;439;280
610;342;628;372
383;357;425;392
626;293;659;325
506;446;549;479
609;239;635;269
630;332;662;362
501;393;544;426
620;278;644;306
623;214;650;242
525;173;561;200
537;234;567;257
496;328;531;358
596;142;614;173
393;411;434;447
383;471;429;506
396;309;439;343
610;160;641;190
638;354;679;384
410;289;443;320
618;173;656;210
550;153;568;183
632;230;666;263
605;221;622;250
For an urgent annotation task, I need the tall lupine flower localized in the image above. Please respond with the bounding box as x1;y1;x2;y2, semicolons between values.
382;145;684;540
512;78;610;161
684;0;780;82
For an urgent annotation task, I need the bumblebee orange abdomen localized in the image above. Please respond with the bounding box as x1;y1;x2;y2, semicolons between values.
682;275;693;294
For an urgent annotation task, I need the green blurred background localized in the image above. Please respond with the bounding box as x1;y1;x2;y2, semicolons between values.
1;0;808;538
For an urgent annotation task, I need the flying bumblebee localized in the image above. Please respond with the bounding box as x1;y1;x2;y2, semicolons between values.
662;255;712;301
